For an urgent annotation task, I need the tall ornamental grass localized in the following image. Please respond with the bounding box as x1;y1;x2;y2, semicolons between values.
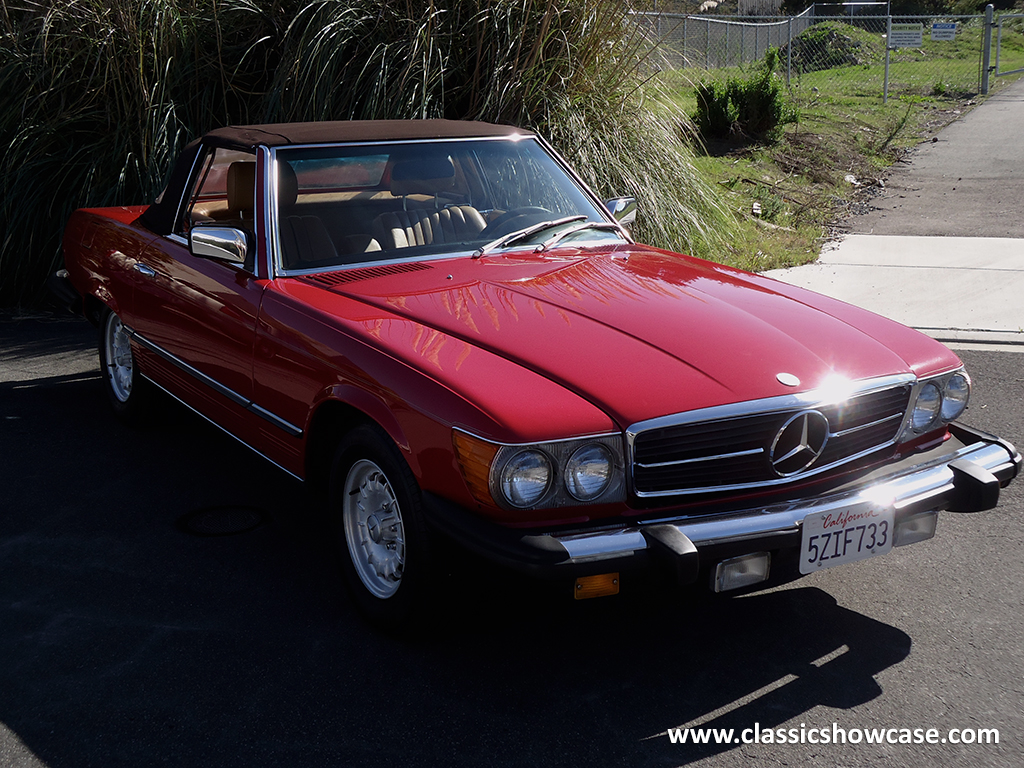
0;0;732;307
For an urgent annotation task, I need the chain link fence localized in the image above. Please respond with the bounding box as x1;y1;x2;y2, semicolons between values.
638;5;1024;101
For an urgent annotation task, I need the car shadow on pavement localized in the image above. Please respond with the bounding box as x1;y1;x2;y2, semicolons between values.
0;321;913;768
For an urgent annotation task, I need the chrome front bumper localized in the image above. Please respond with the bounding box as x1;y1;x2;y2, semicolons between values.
548;425;1019;568
422;424;1019;585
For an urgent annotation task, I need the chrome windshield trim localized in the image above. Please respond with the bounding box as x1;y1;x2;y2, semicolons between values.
267;134;628;276
258;145;274;280
125;326;303;438
271;135;535;153
275;249;478;278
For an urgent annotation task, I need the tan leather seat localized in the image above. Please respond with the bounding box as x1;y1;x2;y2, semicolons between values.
226;161;256;219
373;206;486;250
371;157;485;250
275;161;336;267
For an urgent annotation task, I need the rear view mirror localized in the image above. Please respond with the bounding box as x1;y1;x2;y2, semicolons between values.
190;226;250;265
604;197;637;227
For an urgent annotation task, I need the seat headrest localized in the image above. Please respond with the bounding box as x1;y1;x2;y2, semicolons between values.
277;161;299;208
226;162;256;212
389;157;455;197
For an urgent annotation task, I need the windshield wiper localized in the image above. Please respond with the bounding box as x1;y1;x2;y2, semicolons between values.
535;221;624;253
473;215;587;258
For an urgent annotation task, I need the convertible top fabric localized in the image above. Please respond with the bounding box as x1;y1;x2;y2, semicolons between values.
207;119;521;149
139;120;524;235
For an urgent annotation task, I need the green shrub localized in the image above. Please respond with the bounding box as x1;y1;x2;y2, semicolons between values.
0;0;733;307
694;80;737;138
693;48;798;143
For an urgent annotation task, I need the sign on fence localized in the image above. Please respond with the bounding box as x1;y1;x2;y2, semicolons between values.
931;22;957;42
889;23;924;48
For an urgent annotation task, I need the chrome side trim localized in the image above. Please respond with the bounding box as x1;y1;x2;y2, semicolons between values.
126;326;304;438
546;438;1017;563
248;403;304;438
140;373;303;483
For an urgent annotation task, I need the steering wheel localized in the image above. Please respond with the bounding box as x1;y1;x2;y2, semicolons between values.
479;206;552;240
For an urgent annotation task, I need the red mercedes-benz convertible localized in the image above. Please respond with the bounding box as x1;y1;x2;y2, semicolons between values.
57;120;1020;625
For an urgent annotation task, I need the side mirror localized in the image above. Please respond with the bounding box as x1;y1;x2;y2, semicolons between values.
604;197;637;227
190;226;250;265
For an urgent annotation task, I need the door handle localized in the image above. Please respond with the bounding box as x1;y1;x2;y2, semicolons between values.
134;263;157;277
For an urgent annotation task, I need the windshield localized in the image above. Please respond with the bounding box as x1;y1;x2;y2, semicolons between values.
273;137;622;272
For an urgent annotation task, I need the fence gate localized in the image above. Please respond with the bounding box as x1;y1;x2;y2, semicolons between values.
995;15;1024;77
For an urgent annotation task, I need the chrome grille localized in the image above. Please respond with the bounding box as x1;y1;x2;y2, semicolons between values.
629;377;914;498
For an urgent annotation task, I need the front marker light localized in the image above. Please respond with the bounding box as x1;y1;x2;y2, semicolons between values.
941;372;970;421
499;450;552;508
911;382;942;431
565;443;614;501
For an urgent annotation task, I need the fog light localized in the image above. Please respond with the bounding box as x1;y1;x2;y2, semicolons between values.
574;573;620;600
894;511;938;547
712;553;771;593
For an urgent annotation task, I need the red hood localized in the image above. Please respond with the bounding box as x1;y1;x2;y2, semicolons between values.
294;244;960;429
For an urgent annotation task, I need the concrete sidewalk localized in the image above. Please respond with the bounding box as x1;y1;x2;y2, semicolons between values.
765;234;1024;348
766;76;1024;352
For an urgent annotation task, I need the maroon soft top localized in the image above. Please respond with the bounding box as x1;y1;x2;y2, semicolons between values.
206;119;521;149
139;119;525;234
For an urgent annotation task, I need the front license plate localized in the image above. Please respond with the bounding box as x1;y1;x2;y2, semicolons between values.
799;502;894;575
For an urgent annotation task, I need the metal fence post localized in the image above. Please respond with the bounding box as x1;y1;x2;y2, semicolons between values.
883;15;891;104
683;16;688;68
706;17;711;69
787;17;793;85
982;4;994;94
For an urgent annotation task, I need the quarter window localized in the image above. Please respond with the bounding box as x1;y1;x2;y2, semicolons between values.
176;147;258;236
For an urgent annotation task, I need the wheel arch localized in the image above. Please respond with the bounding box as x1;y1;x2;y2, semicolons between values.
83;293;110;326
304;391;411;496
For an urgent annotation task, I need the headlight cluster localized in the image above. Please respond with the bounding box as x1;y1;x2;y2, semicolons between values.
454;431;626;511
901;369;970;440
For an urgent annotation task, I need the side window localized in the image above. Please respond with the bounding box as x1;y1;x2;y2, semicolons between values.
175;148;258;236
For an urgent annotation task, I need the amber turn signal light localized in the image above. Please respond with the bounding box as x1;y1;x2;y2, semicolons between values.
574;573;620;600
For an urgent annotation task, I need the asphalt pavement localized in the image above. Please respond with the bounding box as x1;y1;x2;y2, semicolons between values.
766;75;1024;351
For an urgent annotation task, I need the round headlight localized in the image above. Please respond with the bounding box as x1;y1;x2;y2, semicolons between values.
499;450;552;508
912;382;942;431
565;444;614;501
941;373;970;421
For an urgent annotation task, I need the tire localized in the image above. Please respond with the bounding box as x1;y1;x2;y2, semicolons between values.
98;308;153;423
328;423;434;628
